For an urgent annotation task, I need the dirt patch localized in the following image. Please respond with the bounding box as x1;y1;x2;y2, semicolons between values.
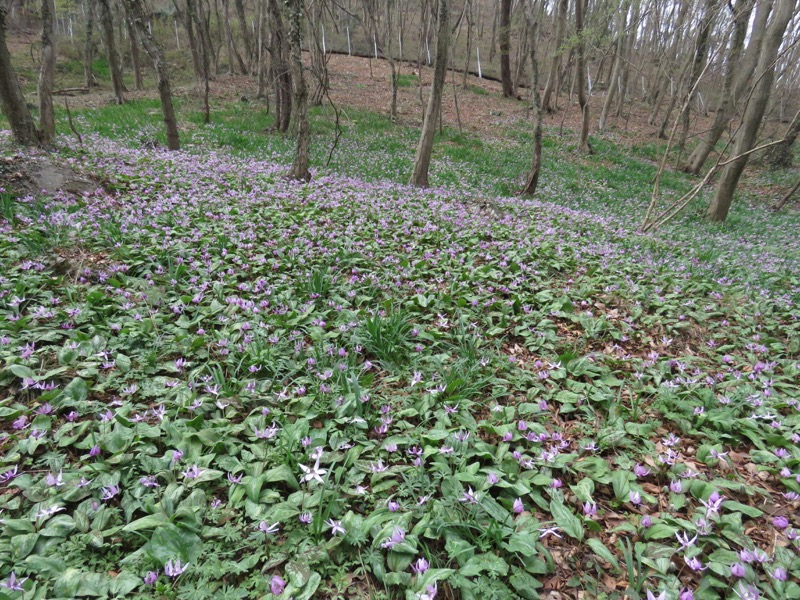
0;153;100;199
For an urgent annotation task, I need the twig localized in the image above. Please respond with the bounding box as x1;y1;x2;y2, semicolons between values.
773;176;800;211
323;83;342;168
64;97;83;147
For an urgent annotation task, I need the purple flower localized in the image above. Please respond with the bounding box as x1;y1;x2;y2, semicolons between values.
387;500;400;512
459;487;479;504
143;570;159;586
771;567;788;581
669;480;683;493
513;498;524;513
0;572;27;591
381;527;406;549
679;588;694;600
164;558;189;578
772;515;789;530
550;478;563;489
182;464;201;479
270;575;286;595
89;445;101;458
731;562;746;578
299;512;312;524
258;521;280;535
326;519;346;536
629;491;642;505
634;464;650;478
139;475;159;488
684;556;706;572
486;472;499;485
583;501;597;517
101;484;121;500
411;557;429;574
641;515;653;528
227;472;242;484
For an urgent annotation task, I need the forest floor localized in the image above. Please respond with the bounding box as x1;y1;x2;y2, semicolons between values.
1;49;800;600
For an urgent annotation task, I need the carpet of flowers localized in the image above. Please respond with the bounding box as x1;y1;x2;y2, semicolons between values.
0;134;799;600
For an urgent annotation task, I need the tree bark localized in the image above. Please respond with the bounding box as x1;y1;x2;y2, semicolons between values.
541;0;566;112
409;0;449;187
598;3;627;131
84;0;97;88
676;0;718;156
499;0;514;97
98;0;126;103
187;0;211;122
575;0;592;153
683;0;754;173
124;5;144;90
268;0;291;132
234;0;253;68
0;2;40;145
122;0;181;150
38;0;57;145
287;0;310;181
520;1;542;196
707;0;797;221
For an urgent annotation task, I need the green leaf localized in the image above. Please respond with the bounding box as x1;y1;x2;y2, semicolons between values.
503;533;537;557
123;513;170;532
549;497;584;541
460;554;509;577
148;523;202;564
586;538;619;569
723;501;763;518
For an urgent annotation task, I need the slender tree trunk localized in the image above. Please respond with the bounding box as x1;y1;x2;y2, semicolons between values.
614;0;638;117
123;0;180;149
309;0;328;106
0;3;40;145
410;0;449;187
598;4;626;131
125;6;144;90
707;0;797;221
38;0;56;145
684;0;753;173
575;0;591;153
521;1;542;196
189;0;212;122
499;0;514;97
676;0;718;155
84;0;97;87
234;0;253;68
98;0;126;103
542;0;567;112
287;0;310;181
268;0;291;132
222;0;235;73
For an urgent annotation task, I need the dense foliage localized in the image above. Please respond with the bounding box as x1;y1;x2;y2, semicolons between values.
1;128;799;599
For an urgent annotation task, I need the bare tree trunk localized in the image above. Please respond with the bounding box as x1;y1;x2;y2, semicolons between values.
187;0;212;122
234;0;254;68
287;0;310;181
683;0;753;173
98;0;126;103
0;2;40;145
707;0;797;221
124;5;144;90
499;0;514;97
38;0;56;145
268;0;291;131
676;0;718;156
410;0;449;187
123;0;181;149
309;0;329;106
575;0;591;153
542;0;567;112
521;0;542;196
614;0;638;117
598;3;627;131
84;0;97;88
